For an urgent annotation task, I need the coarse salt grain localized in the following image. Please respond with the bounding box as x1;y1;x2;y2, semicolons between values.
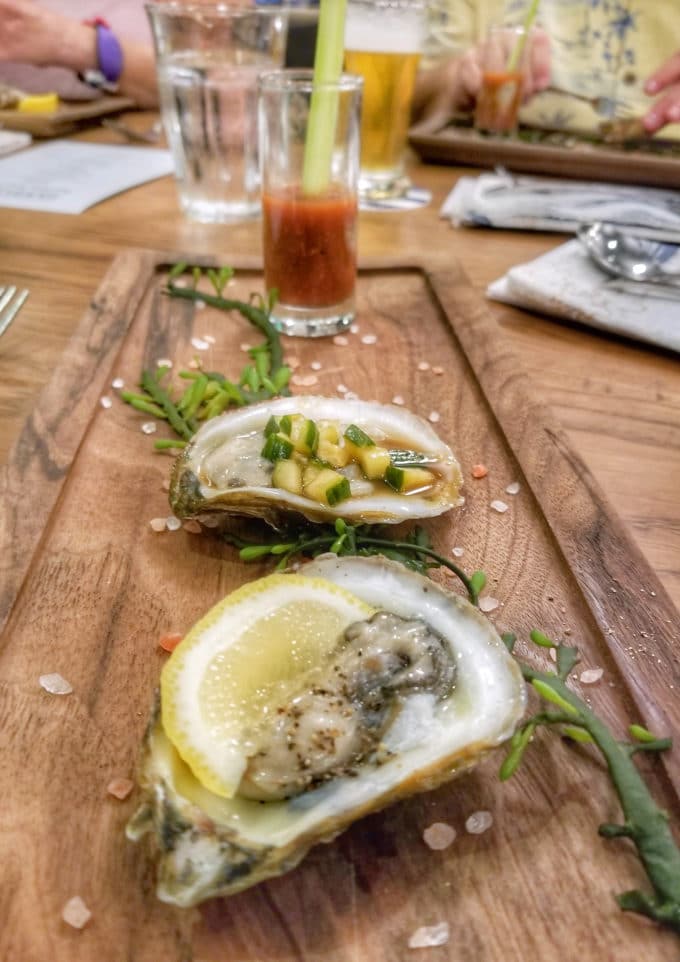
99;396;113;409
465;810;493;835
195;299;206;310
549;647;558;662
107;777;134;801
361;334;377;345
191;337;209;351
203;334;216;344
141;421;157;435
417;361;430;371
161;478;171;492
392;395;405;406
310;361;322;371
337;383;348;394
490;499;509;513
149;517;167;532
111;377;125;390
240;342;252;352
479;596;499;613
452;546;464;557
182;519;202;534
62;896;92;930
345;391;359;400
423;822;457;850
505;481;521;495
350;323;360;334
408;923;449;949
333;335;349;346
188;358;201;369
288;357;301;369
39;673;73;695
292;373;319;387
166;516;182;531
159;632;183;653
432;366;444;375
580;667;604;685
156;358;173;368
428;411;440;423
471;464;488;479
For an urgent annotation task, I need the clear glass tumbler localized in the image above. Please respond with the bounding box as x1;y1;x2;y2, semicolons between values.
474;25;530;136
344;0;425;201
146;3;287;223
258;70;363;337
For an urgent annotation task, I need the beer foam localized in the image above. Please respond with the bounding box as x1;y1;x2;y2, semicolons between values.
345;5;424;53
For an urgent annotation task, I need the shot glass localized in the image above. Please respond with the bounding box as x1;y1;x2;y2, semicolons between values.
474;24;530;136
258;70;363;337
344;0;425;201
146;2;287;223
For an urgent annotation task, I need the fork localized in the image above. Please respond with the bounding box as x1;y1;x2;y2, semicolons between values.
0;286;29;338
545;85;630;118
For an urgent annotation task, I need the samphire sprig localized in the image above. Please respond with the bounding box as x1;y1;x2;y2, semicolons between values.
501;629;680;933
121;263;290;449
223;518;486;607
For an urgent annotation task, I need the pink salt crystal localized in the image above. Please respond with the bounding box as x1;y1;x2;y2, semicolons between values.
465;810;493;834
107;777;134;801
580;667;604;685
333;335;349;346
361;334;377;345
392;395;405;406
165;516;182;532
62;896;92;930
310;361;322;371
149;518;167;532
99;396;112;409
505;481;521;495
182;519;202;534
432;366;444;375
428;411;440;423
408;923;449;949
451;547;464;558
490;499;509;513
417;361;430;371
190;336;209;351
423;822;457;850
479;596;499;613
39;673;73;695
161;478;171;492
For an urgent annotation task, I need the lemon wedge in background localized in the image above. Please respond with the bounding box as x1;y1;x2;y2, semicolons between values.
161;573;376;799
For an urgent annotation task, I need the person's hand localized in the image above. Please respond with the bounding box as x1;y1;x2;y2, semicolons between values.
0;0;77;65
643;50;680;133
412;28;551;129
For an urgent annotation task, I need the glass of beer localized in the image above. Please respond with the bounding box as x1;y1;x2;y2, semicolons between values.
344;0;424;201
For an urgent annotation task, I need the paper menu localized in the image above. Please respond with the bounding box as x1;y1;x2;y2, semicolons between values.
0;140;174;214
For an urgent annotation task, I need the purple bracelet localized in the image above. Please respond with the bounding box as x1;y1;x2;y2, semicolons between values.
95;24;123;85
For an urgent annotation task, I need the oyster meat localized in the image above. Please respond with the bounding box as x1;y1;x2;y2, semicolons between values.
170;396;463;527
127;556;526;907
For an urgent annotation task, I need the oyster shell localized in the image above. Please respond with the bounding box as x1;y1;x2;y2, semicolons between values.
169;396;463;527
127;557;525;907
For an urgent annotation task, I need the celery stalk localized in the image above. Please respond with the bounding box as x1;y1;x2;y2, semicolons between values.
301;0;348;195
506;0;541;72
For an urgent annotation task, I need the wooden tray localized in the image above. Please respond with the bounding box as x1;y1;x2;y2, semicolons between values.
409;121;680;189
1;250;679;962
0;95;135;138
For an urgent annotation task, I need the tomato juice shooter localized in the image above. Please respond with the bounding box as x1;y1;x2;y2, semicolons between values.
263;186;357;308
474;70;523;134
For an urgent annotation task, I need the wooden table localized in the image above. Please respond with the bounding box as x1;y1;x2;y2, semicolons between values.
2;115;680;962
2;115;678;610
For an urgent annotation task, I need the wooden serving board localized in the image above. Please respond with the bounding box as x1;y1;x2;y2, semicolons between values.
409;121;680;189
1;250;679;962
0;95;134;137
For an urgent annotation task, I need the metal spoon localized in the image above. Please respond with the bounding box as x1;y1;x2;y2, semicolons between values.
578;222;680;286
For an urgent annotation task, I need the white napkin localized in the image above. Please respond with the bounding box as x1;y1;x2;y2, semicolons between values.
442;172;680;242
0;140;173;214
487;240;680;353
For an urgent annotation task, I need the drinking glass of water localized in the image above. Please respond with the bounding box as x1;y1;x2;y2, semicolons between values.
146;2;287;223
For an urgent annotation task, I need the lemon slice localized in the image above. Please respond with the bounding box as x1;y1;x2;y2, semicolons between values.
161;573;376;799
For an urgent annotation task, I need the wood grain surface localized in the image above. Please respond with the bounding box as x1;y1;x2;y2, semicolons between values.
0;96;135;137
1;252;678;962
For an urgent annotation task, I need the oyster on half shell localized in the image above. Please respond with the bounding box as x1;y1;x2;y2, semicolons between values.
127;557;525;907
169;396;463;528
